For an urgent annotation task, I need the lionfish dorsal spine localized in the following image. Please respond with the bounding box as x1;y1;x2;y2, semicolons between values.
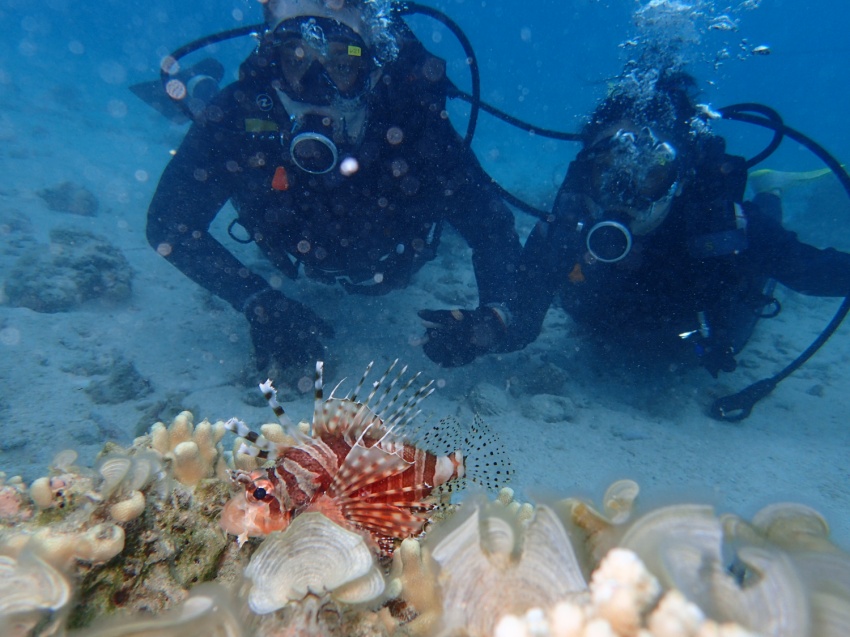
345;360;374;403
362;359;398;409
311;361;324;436
383;381;435;431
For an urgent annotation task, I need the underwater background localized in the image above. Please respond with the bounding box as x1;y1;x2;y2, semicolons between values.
1;0;850;563
0;0;850;637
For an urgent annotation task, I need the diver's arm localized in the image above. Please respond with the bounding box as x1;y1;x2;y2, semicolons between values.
748;197;850;297
507;218;568;349
146;121;269;311
444;170;522;307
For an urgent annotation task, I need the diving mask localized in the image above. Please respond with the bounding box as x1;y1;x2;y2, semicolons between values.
586;126;679;212
577;126;681;262
270;16;375;105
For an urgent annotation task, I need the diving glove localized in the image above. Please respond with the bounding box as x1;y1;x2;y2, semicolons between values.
243;289;334;371
418;305;510;367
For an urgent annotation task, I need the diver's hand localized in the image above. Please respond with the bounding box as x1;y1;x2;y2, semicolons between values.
418;306;509;367
243;289;334;371
699;343;737;379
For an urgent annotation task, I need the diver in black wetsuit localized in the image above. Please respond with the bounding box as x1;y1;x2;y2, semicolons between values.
146;0;520;373
511;71;850;377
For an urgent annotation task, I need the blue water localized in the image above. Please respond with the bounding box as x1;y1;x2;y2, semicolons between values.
2;0;850;553
4;0;848;189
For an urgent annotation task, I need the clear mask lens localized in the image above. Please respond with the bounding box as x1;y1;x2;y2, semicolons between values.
273;17;372;104
588;127;679;212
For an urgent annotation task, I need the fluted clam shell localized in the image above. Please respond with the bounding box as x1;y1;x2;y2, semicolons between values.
96;455;133;499
245;512;384;614
621;505;811;637
809;590;850;637
751;502;831;550
0;552;71;617
619;503;722;586
126;452;161;492
430;504;587;636
50;449;78;472
710;546;810;637
602;479;640;524
479;513;518;559
332;563;387;605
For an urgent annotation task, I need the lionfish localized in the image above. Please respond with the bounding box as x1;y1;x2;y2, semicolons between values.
220;360;511;555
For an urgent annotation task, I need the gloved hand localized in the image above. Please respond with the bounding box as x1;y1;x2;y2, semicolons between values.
699;343;738;378
418;306;509;367
243;289;334;371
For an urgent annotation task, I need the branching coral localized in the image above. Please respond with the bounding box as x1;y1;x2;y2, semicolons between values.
149;411;228;485
493;552;763;637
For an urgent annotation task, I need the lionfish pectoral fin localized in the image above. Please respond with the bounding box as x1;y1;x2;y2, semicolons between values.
462;414;515;491
328;442;411;499
340;500;430;539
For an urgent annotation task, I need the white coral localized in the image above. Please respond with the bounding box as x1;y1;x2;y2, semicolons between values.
245;512;384;614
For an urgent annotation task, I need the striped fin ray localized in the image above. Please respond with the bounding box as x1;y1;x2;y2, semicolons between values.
361;359;400;415
340;361;374;403
369;364;415;422
257;379;309;443
379;380;435;435
339;501;430;539
223;418;276;460
330;361;377;438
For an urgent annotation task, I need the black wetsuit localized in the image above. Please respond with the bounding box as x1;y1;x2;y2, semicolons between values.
147;30;519;314
513;152;850;371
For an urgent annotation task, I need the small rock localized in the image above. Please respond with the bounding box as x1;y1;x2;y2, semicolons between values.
37;181;99;216
85;359;153;404
468;382;510;417
522;394;577;423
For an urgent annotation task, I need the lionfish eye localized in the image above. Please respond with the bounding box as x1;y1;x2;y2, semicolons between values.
253;487;267;500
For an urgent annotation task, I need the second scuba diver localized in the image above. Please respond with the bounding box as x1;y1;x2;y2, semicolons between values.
510;70;850;378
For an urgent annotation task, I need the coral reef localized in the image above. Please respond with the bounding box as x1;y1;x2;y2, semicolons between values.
148;411;228;486
1;401;850;636
4;228;132;312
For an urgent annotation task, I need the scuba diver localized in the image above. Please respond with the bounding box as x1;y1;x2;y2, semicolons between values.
146;0;521;374
509;70;850;384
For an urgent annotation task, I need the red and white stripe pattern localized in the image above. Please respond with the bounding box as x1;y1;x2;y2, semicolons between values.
222;360;499;555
